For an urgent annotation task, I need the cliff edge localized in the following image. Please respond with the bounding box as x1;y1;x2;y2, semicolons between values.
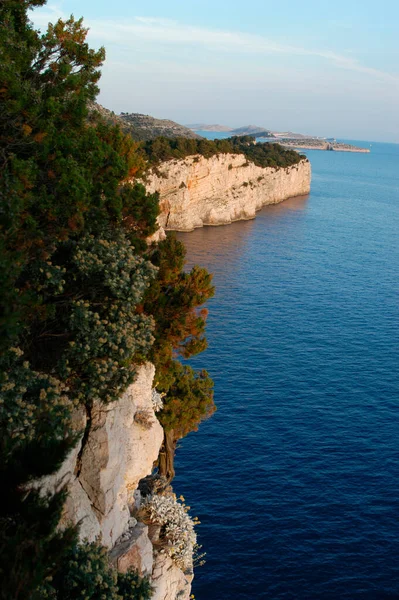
142;152;311;231
39;363;192;600
36;152;311;600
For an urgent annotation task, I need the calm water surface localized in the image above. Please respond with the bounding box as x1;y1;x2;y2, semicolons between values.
174;141;399;599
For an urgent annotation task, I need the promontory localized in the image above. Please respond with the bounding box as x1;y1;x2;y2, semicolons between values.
138;137;311;231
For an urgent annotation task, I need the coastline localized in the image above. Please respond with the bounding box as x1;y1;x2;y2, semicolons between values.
281;143;370;153
142;153;311;232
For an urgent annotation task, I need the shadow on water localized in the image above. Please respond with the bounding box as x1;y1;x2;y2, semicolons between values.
259;193;310;216
175;193;310;277
172;142;399;600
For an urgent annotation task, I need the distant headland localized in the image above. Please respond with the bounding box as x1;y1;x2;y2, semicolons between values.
278;139;370;153
187;123;371;153
89;106;370;153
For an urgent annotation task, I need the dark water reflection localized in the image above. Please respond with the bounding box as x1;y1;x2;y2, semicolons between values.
178;194;309;282
173;143;399;600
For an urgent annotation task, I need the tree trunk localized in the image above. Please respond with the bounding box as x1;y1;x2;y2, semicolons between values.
158;429;176;482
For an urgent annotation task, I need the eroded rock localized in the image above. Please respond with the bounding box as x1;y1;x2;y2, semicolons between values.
38;365;193;598
141;153;311;231
151;552;194;600
40;362;164;548
109;523;153;576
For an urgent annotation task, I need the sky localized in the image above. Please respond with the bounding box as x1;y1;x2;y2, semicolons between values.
32;1;399;142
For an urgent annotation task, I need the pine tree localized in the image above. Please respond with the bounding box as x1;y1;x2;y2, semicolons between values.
0;4;155;597
0;2;215;593
144;235;215;480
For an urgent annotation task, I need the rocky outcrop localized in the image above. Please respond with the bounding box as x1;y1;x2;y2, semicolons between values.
151;553;194;600
40;363;163;548
109;522;154;577
146;227;167;244
39;362;193;599
142;153;311;231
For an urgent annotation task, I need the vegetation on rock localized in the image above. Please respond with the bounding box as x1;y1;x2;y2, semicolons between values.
140;493;199;572
140;135;305;169
36;541;153;599
0;1;213;597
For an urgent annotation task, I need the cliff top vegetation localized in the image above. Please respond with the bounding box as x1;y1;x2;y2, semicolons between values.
89;102;201;141
139;135;306;169
88;103;304;169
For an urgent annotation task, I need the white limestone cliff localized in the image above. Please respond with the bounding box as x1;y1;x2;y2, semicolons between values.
39;363;191;599
41;363;163;548
35;153;311;600
142;152;311;231
151;553;193;600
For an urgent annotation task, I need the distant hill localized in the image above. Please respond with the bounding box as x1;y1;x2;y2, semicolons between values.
272;131;320;140
89;103;202;141
230;125;273;137
186;123;275;137
186;124;233;132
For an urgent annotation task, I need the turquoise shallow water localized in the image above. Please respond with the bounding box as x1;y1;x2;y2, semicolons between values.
174;141;399;599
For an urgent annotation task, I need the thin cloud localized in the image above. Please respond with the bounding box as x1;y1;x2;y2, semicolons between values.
30;3;64;28
31;9;399;85
89;16;398;84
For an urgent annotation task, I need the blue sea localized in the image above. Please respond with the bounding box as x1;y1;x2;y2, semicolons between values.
173;139;399;599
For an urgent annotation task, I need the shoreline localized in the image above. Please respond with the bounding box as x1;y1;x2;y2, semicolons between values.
166;193;310;232
281;142;370;153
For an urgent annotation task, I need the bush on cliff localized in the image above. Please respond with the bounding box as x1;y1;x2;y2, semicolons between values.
36;541;152;600
143;235;215;480
140;493;199;572
140;135;305;169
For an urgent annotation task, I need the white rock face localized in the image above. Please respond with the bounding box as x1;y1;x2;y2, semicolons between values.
39;363;192;598
146;227;166;244
151;553;194;600
40;363;164;548
110;522;154;577
142;153;311;231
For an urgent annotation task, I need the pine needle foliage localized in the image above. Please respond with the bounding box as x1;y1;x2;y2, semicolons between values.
143;236;215;478
140;135;305;169
0;3;157;597
0;1;215;595
35;541;152;600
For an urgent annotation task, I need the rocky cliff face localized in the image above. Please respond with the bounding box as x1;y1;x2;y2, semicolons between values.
142;153;311;231
40;363;191;599
38;153;311;599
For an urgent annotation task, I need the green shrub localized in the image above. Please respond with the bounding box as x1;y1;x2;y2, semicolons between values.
36;541;152;600
140;135;305;170
117;567;153;600
62;230;156;404
144;235;214;386
143;235;215;479
0;2;215;595
158;362;215;439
